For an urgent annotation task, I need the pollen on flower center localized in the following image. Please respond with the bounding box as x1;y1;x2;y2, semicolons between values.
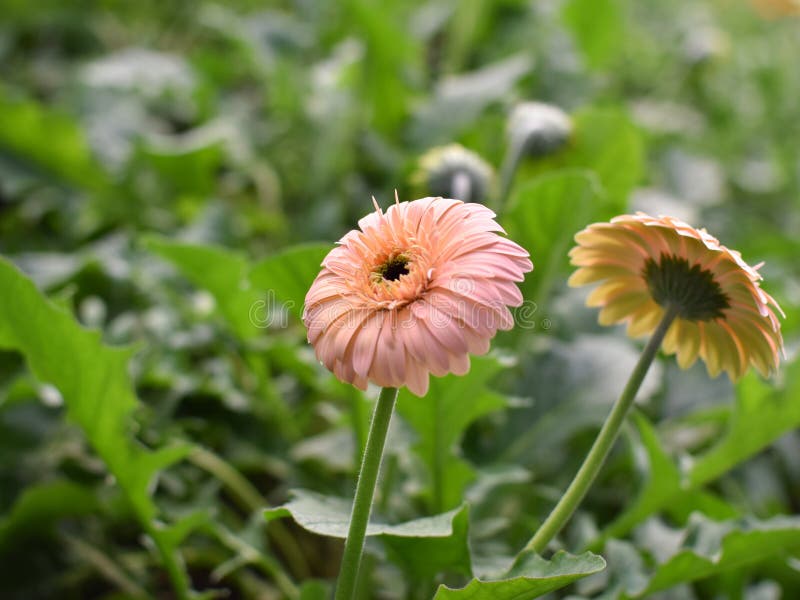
377;254;410;281
643;253;730;321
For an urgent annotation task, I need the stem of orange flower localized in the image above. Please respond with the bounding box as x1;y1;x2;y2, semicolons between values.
335;386;398;600
523;304;679;554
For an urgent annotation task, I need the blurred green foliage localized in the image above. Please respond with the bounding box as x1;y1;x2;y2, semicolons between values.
0;0;799;598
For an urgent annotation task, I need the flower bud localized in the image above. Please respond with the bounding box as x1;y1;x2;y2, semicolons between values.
507;102;572;158
414;144;493;204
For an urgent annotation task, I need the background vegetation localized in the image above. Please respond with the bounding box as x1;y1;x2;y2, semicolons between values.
0;0;798;598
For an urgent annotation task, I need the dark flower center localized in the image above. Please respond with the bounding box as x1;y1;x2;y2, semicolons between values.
378;254;410;281
643;253;729;321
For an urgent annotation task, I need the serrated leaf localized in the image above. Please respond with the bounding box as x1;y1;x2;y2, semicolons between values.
396;354;508;513
248;243;330;322
145;236;262;339
503;171;601;304
0;87;108;191
433;551;606;599
641;514;800;595
0;258;193;596
264;489;471;579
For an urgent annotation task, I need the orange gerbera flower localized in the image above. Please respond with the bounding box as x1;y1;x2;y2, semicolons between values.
303;197;532;396
569;213;784;380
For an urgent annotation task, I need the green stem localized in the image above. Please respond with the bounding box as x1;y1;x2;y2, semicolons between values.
335;386;398;600
145;522;191;599
524;304;679;554
496;136;526;211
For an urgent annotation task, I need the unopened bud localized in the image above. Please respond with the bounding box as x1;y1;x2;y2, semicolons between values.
507;102;572;158
414;144;494;203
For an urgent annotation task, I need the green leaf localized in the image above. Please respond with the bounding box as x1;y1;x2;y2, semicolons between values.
140;132;224;196
641;514;800;595
0;480;96;553
248;243;330;322
264;488;464;539
145;236;262;340
503;171;601;304
0;257;193;596
264;490;471;579
433;551;606;599
567;107;643;208
562;0;625;70
382;504;471;580
594;414;738;548
595;359;800;544
0;87;108;191
688;360;800;487
396;355;509;513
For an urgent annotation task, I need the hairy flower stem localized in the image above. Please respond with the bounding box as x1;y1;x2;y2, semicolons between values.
524;304;679;554
335;386;398;600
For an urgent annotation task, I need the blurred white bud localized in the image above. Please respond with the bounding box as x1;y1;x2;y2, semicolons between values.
414;144;494;203
507;102;572;158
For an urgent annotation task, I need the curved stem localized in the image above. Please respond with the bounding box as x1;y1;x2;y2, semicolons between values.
335;386;398;600
524;304;679;554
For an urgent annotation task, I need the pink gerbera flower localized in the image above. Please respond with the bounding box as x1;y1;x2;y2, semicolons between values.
303;197;533;396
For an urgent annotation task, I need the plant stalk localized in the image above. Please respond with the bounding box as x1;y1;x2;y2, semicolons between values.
334;386;398;600
524;304;679;553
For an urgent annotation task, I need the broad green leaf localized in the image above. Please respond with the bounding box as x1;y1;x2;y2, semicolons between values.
433;551;606;599
264;490;471;579
264;489;464;538
0;87;108;191
396;355;508;513
563;0;625;70
0;480;96;553
248;243;330;322
503;171;601;304
145;237;262;339
0;258;192;596
641;513;800;595
345;0;420;135
568;107;643;209
382;504;471;580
